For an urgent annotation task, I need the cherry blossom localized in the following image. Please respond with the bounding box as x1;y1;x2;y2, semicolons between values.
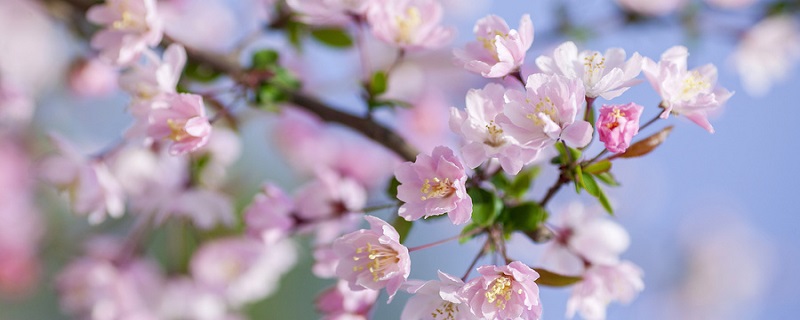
566;261;644;320
597;103;644;153
732;15;800;96
146;93;212;155
244;183;296;243
395;146;472;225
460;261;542;320
366;0;454;50
454;14;534;78
87;0;164;65
401;271;477;320
317;280;379;320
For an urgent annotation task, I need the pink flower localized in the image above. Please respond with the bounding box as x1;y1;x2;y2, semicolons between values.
67;57;119;98
395;146;472;225
366;0;454;51
450;83;541;175
501;74;592;149
161;188;235;230
704;0;756;9
454;14;534;78
294;170;367;243
566;261;644;320
317;280;379;320
0;80;35;127
535;41;643;100
244;183;296;243
119;44;186;100
313;245;339;278
597;103;644;153
158;278;229;320
287;0;373;26
540;203;630;276
40;135;125;224
732;15;800;96
401;271;477;320
460;261;542;320
190;236;297;307
87;0;164;65
642;46;734;133
146;93;212;155
333;215;410;301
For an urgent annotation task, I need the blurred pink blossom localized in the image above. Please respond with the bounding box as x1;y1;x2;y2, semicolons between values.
643;46;733;133
366;0;454;51
0;80;35;127
395;146;472;225
501;74;592;149
401;271;477;320
294;170;367;243
535;41;643;100
190;236;297;307
244;183;295;242
704;0;757;9
40;135;125;224
146;93;212;155
566;261;644;320
158;278;231;320
450;82;540;174
333;215;410;301
67;57;119;98
460;261;542;320
597;103;644;153
317;280;379;320
163;188;235;230
119;44;186;100
732;15;800;96
87;0;164;65
287;0;373;26
454;14;534;78
614;0;688;16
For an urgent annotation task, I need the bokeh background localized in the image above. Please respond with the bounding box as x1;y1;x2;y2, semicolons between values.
1;0;798;319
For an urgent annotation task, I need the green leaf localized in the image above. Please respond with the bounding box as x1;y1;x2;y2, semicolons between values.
490;172;510;191
597;188;613;215
255;84;287;110
507;166;539;199
285;20;307;49
583;160;611;174
391;216;413;243
386;177;400;199
574;164;584;193
534;268;583;287
369;71;388;96
270;67;301;90
504;202;548;232
594;172;620;186
310;28;354;48
555;142;582;163
251;50;279;70
183;61;222;83
468;187;502;227
582;172;614;214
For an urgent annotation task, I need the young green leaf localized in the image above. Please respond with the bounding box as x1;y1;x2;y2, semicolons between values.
310;28;354;48
251;49;279;70
369;71;388;96
504;202;548;232
391;216;413;243
468;187;503;226
507;166;540;199
583;160;611;174
534;268;583;287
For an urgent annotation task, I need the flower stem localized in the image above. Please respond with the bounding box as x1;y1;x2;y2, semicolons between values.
407;227;483;252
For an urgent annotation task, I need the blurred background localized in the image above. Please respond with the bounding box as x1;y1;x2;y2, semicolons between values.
0;0;798;319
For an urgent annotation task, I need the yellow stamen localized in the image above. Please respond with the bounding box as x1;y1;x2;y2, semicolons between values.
351;242;400;282
485;275;514;310
484;120;505;147
396;7;422;44
420;177;455;201
431;301;460;319
525;97;558;126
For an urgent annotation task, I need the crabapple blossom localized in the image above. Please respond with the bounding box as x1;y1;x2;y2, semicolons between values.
732;15;800;96
597;103;644;153
454;14;534;78
395;146;472;225
67;57;118;98
566;261;644;320
317;280;379;320
146;93;212;155
501;73;592;149
119;44;186;101
460;261;542;320
535;41;643;100
40;135;125;224
87;0;164;65
190;236;297;307
366;0;454;50
287;0;373;26
401;271;477;320
450;83;540;175
161;188;235;229
294;170;367;243
158;278;230;320
244;183;295;243
540;203;631;276
333;215;410;301
642;46;733;133
313;245;340;278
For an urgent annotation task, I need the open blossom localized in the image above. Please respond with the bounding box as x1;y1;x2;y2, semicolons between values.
460;261;542;320
395;146;472;225
146;93;212;155
190;236;297;307
294;170;367;243
642;46;734;133
401;271;477;320
287;0;373;26
162;188;235;230
535;41;643;100
501;74;592;149
158;278;230;320
333;216;410;301
87;0;164;65
119;44;186;101
597;103;644;153
244;183;295;243
540;203;630;276
366;0;454;51
566;261;644;320
40;135;125;224
450;83;540;175
454;14;533;78
732;15;800;96
317;280;379;320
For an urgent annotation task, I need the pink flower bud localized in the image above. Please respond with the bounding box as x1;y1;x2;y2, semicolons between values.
597;103;644;154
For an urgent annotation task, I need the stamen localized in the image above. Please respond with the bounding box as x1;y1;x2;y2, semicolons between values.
396;7;422;44
420;177;456;200
525;97;558;126
352;242;400;282
485;275;514;310
484;120;505;147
